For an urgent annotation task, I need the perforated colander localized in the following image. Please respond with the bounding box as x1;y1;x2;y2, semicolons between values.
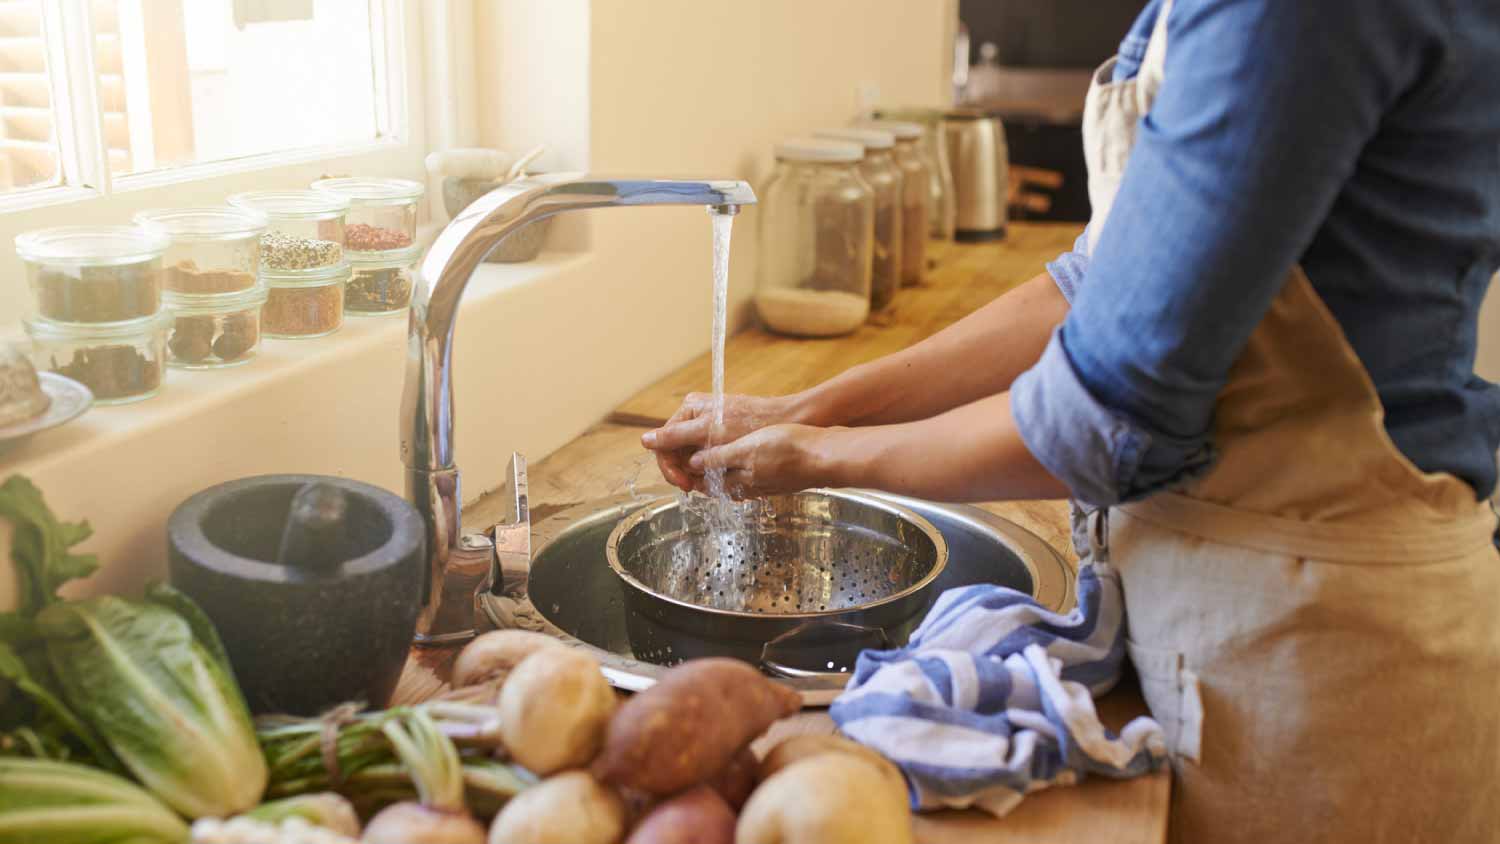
606;489;948;619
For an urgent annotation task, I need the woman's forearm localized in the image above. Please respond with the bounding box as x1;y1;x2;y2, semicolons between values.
796;271;1068;427
818;391;1070;503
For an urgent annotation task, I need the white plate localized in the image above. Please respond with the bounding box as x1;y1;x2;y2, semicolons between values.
0;372;92;452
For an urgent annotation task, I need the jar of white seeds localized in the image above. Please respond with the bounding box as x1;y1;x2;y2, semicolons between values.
227;190;348;274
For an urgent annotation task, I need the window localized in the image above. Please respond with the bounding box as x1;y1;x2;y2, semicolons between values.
0;0;405;207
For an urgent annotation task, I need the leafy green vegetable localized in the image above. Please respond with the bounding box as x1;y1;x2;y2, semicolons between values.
0;639;116;767
0;757;189;844
0;475;98;616
36;595;268;819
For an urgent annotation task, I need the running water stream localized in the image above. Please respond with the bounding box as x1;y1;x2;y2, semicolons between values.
703;211;734;507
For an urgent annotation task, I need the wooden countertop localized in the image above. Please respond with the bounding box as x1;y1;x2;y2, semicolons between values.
395;223;1170;844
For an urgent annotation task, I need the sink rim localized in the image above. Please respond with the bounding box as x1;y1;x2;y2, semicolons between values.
479;490;1076;706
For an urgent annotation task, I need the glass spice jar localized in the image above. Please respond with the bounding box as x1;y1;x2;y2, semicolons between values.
24;311;170;405
16;225;169;324
755;138;873;338
261;262;349;339
814;127;903;313
345;246;419;316
163;285;268;369
134;206;266;296
310;177;424;257
862;121;930;286
227;190;348;272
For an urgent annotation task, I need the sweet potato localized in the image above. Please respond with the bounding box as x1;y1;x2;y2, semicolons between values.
706;746;757;811
592;658;801;795
499;648;617;775
737;754;913;844
453;629;567;688
624;785;735;844
488;771;626;844
758;733;907;801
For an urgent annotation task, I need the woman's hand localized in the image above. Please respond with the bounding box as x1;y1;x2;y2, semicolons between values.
641;392;809;491
687;424;843;498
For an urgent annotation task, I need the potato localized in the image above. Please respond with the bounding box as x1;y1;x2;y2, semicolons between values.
737;754;914;844
706;746;757;811
624;785;735;844
499;649;616;775
454;629;567;688
758;734;907;801
489;771;626;844
592;659;801;795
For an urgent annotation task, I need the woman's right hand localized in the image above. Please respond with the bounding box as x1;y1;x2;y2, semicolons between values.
641;392;808;491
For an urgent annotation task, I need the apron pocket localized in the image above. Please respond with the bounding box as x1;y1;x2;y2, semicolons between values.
1125;638;1203;763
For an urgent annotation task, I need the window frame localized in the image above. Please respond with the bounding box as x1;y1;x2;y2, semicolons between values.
0;0;418;216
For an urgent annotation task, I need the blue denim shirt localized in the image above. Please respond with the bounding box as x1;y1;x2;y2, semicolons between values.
1011;0;1500;506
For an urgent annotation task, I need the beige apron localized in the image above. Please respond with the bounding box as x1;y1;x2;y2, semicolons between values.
1079;3;1500;841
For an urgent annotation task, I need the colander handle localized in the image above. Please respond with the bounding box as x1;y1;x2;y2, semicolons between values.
759;621;891;680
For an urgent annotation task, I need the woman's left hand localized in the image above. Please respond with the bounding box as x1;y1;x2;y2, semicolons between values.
687;424;844;498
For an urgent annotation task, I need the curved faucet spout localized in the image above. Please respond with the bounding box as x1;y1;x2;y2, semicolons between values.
403;172;757;643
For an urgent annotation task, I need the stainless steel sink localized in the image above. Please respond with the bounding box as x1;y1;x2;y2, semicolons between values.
478;491;1075;706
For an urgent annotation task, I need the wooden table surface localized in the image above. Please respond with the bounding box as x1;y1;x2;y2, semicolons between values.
394;223;1171;844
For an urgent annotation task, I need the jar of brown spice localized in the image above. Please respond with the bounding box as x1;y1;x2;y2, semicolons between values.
16;225;169;324
261;262;350;339
134;206;265;295
163;285;268;369
24;311;170;405
346;246;419;316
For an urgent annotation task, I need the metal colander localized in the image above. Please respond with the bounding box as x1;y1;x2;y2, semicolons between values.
606;490;948;616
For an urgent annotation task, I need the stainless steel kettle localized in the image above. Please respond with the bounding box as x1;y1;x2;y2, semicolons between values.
942;109;1010;241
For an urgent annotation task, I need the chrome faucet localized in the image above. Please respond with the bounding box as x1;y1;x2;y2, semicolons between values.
403;173;757;644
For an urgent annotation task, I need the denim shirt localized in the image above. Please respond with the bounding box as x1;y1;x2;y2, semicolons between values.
1010;0;1500;506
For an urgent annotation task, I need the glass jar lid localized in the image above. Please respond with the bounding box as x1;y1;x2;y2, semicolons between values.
262;261;352;288
228;189;350;220
774;138;863;163
15;225;170;266
858;120;923;141
24;309;172;340
347;244;422;268
311;177;426;205
134;206;267;241
813;128;896;151
163;283;269;313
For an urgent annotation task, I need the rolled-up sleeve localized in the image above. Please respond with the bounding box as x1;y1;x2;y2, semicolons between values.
1044;229;1090;304
1009;0;1411;505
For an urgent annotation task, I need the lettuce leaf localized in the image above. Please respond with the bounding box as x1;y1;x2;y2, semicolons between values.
0;475;99;615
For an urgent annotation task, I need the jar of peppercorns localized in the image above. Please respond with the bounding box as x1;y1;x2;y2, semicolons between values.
227;190;349;273
163;285;269;369
309;177;424;258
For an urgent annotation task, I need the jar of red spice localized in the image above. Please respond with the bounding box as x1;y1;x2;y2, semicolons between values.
310;177;424;257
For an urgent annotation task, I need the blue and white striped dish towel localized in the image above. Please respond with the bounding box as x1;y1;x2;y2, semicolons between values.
829;562;1167;816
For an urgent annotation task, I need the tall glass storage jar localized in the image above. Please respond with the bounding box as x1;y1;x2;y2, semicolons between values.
873;107;958;244
862;121;929;286
227;190;348;273
755;139;873;338
813;128;902;313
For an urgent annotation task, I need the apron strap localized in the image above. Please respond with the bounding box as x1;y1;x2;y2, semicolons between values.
1121;492;1498;564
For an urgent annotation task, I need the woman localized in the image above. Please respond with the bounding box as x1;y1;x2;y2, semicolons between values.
643;0;1500;840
